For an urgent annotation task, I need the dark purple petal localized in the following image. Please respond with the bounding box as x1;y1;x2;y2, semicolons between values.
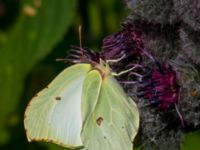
100;22;145;64
139;63;180;109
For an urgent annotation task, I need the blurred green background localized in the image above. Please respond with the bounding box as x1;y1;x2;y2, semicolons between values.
0;0;127;149
0;0;200;150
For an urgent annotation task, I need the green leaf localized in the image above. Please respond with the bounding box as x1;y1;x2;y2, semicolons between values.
181;130;200;150
0;0;77;144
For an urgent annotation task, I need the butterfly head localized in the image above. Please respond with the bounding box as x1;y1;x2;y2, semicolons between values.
93;59;112;80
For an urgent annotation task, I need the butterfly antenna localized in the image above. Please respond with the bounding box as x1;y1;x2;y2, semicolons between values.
55;26;84;63
78;25;84;57
55;58;67;61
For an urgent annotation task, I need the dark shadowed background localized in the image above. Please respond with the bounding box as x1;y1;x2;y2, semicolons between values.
0;0;127;149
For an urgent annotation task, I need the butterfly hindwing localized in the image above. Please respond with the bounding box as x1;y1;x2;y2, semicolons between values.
81;72;140;150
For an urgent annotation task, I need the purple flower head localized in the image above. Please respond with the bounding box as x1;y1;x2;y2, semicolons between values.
100;22;144;64
140;63;180;109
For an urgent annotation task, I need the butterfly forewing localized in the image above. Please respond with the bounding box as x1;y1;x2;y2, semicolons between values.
24;64;91;148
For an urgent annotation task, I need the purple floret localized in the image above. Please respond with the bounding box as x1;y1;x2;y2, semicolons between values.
100;22;144;63
139;63;180;109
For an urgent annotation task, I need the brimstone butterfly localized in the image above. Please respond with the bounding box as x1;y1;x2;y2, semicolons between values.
24;59;139;150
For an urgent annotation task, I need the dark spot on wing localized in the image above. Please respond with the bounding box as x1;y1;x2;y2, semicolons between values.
96;117;103;126
104;136;106;139
55;96;61;100
122;126;125;129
